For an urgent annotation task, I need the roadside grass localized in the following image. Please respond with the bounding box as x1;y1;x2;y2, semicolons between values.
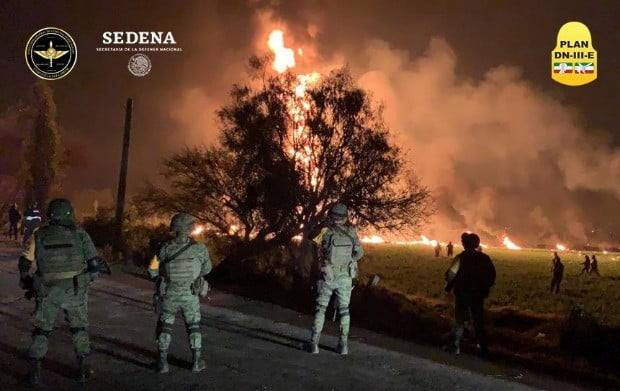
360;244;620;325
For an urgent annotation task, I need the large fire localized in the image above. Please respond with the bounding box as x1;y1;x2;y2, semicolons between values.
502;236;521;250
267;30;321;189
556;243;567;251
361;235;385;244
191;225;204;236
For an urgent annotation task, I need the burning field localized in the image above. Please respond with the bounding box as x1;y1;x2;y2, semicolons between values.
358;243;620;325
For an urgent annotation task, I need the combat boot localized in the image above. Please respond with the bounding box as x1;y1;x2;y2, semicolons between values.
26;359;42;386
308;332;320;354
157;350;169;374
191;349;206;373
77;354;94;382
336;335;348;355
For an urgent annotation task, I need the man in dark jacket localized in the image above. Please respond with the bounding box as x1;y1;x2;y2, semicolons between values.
444;232;496;357
550;252;564;293
8;203;21;240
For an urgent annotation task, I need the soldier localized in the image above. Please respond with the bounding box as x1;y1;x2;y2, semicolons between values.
446;241;454;257
444;232;496;357
18;198;101;385
580;255;591;275
148;213;212;373
590;255;600;276
308;203;364;355
23;201;43;247
8;203;21;240
550;252;564;293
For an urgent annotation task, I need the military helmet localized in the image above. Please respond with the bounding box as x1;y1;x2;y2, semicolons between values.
170;213;195;233
329;203;348;219
47;198;75;223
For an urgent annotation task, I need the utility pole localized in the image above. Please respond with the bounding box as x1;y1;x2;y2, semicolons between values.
114;98;133;258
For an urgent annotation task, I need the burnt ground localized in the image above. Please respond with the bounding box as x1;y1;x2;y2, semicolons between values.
0;245;597;390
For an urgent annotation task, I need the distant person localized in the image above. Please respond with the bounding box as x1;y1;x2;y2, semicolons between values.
434;242;442;257
580;255;591;275
8;203;21;240
446;241;454;257
550;252;564;294
590;255;600;276
444;232;496;357
22;202;42;246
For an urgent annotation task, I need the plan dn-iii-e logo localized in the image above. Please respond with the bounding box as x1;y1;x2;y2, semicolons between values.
551;21;597;86
25;27;77;80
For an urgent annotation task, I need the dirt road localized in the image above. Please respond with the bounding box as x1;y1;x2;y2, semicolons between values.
0;246;589;390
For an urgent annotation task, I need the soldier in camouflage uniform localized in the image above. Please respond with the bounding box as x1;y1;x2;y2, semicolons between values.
148;213;212;373
18;199;101;385
309;203;364;355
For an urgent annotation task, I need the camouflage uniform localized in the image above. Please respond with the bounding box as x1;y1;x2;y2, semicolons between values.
148;213;211;373
309;203;364;355
18;199;100;384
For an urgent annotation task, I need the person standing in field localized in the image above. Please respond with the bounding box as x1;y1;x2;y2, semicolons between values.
550;252;564;293
444;232;496;357
434;242;442;257
589;255;600;276
580;255;591;275
446;241;454;257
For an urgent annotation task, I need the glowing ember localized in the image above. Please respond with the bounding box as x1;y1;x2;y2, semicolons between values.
229;225;239;235
556;244;567;251
361;235;385;244
291;234;303;242
267;30;295;73
191;225;204;236
503;236;521;250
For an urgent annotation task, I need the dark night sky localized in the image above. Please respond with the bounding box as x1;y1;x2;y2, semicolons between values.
0;0;618;242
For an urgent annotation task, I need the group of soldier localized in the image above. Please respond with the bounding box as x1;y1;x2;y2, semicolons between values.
16;198;498;385
434;241;454;257
5;202;42;245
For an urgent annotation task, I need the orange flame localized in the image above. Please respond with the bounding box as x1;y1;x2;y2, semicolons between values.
191;225;204;236
267;30;321;190
361;235;385;244
556;243;567;251
503;236;521;250
268;30;295;73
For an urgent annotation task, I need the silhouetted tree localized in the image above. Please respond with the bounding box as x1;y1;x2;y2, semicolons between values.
23;81;61;208
138;59;430;248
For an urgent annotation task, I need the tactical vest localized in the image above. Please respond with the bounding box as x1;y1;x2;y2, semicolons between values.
326;226;354;274
160;241;201;288
35;225;85;280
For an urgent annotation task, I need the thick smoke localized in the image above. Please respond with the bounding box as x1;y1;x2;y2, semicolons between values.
165;10;620;247
353;38;620;246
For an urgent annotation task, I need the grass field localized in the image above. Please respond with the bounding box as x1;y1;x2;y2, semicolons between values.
360;244;620;326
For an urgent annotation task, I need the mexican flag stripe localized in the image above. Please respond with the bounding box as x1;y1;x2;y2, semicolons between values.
553;62;573;73
576;63;595;73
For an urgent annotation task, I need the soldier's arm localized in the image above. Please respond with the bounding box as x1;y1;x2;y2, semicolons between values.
444;255;461;292
148;246;166;279
18;230;37;279
199;244;212;276
148;255;160;279
79;229;100;277
351;228;364;261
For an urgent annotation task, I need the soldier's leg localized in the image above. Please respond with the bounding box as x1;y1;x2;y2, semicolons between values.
30;295;60;360
28;293;60;385
310;280;333;353
334;277;353;354
182;294;205;372
156;297;178;373
64;292;92;381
